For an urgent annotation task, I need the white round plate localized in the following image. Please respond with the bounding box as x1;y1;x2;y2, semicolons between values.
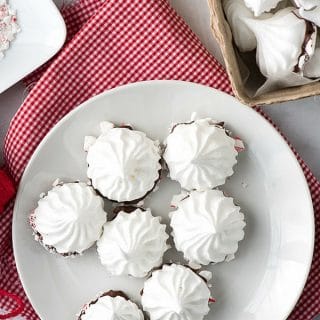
13;81;314;320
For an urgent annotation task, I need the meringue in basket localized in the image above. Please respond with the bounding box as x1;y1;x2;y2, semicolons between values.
243;7;316;79
223;0;260;52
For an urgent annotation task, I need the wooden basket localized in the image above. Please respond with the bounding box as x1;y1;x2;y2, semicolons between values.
207;0;320;106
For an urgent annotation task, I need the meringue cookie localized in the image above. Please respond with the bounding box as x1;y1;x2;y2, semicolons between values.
244;0;282;16
78;291;144;320
170;190;246;265
223;0;258;52
293;0;320;9
244;8;316;78
163;118;240;191
97;208;169;277
141;264;211;320
85;122;161;202
30;182;107;255
298;5;320;26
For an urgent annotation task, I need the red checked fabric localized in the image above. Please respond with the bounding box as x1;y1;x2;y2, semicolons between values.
0;0;319;319
0;168;15;213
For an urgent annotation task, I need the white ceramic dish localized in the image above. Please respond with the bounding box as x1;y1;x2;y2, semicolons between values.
0;0;66;94
13;81;314;320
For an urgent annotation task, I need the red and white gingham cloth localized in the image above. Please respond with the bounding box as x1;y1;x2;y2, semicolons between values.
0;0;319;319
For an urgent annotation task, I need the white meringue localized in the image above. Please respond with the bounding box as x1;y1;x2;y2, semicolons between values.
170;190;246;265
244;0;282;16
223;0;257;52
79;292;144;320
97;208;169;277
244;8;316;78
86;122;161;202
30;182;107;255
141;264;211;320
163;118;240;191
293;0;320;9
298;5;320;26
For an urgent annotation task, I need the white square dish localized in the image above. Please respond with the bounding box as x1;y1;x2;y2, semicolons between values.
0;0;66;94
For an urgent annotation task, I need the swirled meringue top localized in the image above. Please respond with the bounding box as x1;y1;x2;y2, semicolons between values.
170;190;246;265
243;8;316;77
163;118;239;191
85;123;161;202
31;182;107;255
79;293;144;320
97;208;169;277
141;264;211;320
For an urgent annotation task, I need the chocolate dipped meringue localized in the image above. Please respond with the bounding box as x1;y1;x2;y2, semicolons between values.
30;182;107;256
170;190;246;265
97;207;169;277
85;121;161;203
141;264;212;320
163;116;244;191
78;290;144;320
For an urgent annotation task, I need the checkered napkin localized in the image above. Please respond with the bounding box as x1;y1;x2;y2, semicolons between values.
0;0;319;319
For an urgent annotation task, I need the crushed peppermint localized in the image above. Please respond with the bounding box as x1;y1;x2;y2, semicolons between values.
0;0;20;60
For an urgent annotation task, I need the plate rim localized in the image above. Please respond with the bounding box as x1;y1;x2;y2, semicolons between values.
12;80;315;319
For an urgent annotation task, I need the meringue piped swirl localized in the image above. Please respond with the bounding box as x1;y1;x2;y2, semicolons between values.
243;8;315;77
97;208;169;277
86;127;161;202
80;294;144;320
164;118;238;191
141;264;211;320
170;190;246;265
31;182;107;255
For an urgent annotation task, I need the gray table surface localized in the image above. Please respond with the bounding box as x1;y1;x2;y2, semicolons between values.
1;0;320;183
